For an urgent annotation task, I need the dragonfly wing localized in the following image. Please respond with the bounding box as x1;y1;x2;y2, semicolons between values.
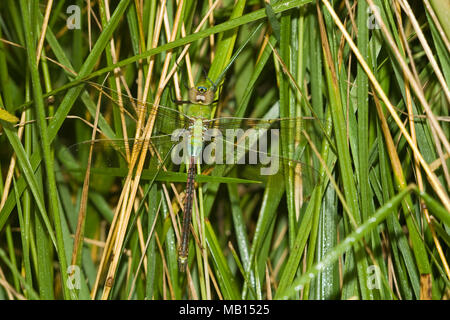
87;81;189;135
57;134;177;176
200;116;325;204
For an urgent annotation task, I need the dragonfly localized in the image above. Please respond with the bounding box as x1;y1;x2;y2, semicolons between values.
61;79;326;273
171;79;218;272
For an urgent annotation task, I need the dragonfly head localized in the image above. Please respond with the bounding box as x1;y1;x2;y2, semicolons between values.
188;81;216;105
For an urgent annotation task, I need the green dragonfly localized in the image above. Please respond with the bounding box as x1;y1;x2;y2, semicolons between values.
61;79;325;272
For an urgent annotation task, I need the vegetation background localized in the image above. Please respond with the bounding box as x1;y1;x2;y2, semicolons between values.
0;0;449;300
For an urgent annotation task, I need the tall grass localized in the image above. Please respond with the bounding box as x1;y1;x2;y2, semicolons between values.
0;0;449;300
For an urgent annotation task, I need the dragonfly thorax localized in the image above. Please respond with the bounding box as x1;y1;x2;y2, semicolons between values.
186;103;212;120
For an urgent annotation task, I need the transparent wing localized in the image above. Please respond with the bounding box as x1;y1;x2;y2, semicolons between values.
56;134;180;184
196;124;327;204
85;81;326;137
72;82;329;202
84;81;191;135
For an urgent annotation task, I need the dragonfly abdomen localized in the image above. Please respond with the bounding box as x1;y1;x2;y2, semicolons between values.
178;156;196;272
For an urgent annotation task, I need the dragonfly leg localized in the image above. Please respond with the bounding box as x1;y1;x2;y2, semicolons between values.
168;82;191;105
206;76;217;92
172;98;191;105
211;83;223;104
